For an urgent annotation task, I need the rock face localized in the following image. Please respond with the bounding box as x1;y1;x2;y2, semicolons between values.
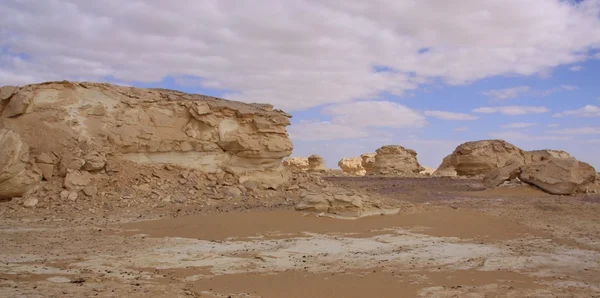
371;145;423;175
433;155;457;177
0;129;42;199
519;158;596;195
338;157;366;176
308;154;326;172
361;153;376;175
0;81;293;175
282;157;309;172
449;140;526;176
525;150;571;163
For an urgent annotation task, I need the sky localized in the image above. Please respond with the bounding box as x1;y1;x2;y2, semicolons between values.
1;0;600;169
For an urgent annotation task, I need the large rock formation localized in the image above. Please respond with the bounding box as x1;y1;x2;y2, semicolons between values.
448;140;526;176
307;154;326;172
371;145;423;175
338;157;366;176
0;81;292;173
0;81;296;197
0;129;42;199
282;157;309;172
519;158;596;195
361;153;376;175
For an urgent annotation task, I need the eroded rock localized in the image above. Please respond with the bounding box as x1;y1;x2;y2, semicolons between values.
338;157;366;176
0;129;42;199
308;154;326;172
519;158;596;195
449;140;526;176
282;157;309;172
361;153;376;175
371;145;423;175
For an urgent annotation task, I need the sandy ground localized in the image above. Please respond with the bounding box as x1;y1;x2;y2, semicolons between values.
2;177;600;297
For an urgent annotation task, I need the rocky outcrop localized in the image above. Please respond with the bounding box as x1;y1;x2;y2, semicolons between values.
295;189;401;218
433;155;457;177
0;129;42;199
361;153;376;175
525;150;571;163
419;166;436;176
338;157;366;176
308;154;326;172
448;140;526;176
371;145;423;175
282;157;309;172
519;158;596;195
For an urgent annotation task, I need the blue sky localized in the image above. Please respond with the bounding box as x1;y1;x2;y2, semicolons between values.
1;0;600;169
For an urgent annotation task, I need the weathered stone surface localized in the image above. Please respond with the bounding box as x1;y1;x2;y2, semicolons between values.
525;150;571;163
308;154;326;172
0;85;19;100
282;157;309;172
449;140;526;176
36;152;55;164
371;145;423;175
361;153;376;175
82;151;106;171
0;129;42;199
419;166;436;176
83;185;98;197
433;154;457;177
295;190;400;218
483;163;522;188
23;197;38;208
1;81;293;175
338;157;366;176
37;163;54;180
64;170;93;191
519;158;596;195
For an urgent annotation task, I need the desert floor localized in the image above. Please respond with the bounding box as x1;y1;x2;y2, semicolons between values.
2;177;600;297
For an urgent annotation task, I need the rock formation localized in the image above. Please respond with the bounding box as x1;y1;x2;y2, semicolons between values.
282;157;309;172
308;154;326;172
0;129;42;199
361;153;376;174
338;157;366;176
371;145;423;175
525;150;571;163
519;158;596;195
447;140;527;176
419;166;436;176
433;155;457;177
295;189;402;218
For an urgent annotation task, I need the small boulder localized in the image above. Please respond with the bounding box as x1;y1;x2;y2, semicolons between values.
37;163;54;180
23;197;38;208
64;170;92;191
519;158;596;195
483;163;522;188
308;154;326;172
338;157;366;176
83;185;98;197
82;151;106;172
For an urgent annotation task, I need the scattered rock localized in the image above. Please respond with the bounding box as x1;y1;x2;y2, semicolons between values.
60;190;70;200
37;163;54;180
82;151;106;171
519;158;596;195
68;191;78;201
222;186;243;199
338;157;366;176
83;185;98;197
64;170;92;191
23;197;38;208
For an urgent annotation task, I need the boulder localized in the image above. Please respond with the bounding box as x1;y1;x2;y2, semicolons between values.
282;157;309;171
338;157;366;176
433;155;457;177
482;163;522;188
360;153;376;174
449;140;526;176
0;129;42;199
519;158;596;195
82;151;106;171
0;85;19;101
371;145;423;175
308;154;326;172
64;170;93;191
23;197;38;208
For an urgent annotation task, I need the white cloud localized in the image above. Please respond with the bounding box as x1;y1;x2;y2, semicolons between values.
473;106;548;115
569;65;583;71
500;122;538;129
535;85;578;96
547;126;600;135
424;110;479;121
482;86;530;100
548;123;560;128
488;131;572;141
289;101;426;141
553;105;600;117
453;126;469;132
1;1;600;111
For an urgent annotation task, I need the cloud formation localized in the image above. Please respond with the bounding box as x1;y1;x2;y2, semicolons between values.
473;106;549;115
500;122;538;128
553;105;600;117
482;86;530;100
1;0;600;111
424;110;479;121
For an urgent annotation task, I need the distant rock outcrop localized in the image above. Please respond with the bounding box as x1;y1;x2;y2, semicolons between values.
448;140;527;176
519;158;596;195
433;155;457;177
361;153;376;175
371;145;424;175
338;157;366;176
308;154;326;172
282;157;309;172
